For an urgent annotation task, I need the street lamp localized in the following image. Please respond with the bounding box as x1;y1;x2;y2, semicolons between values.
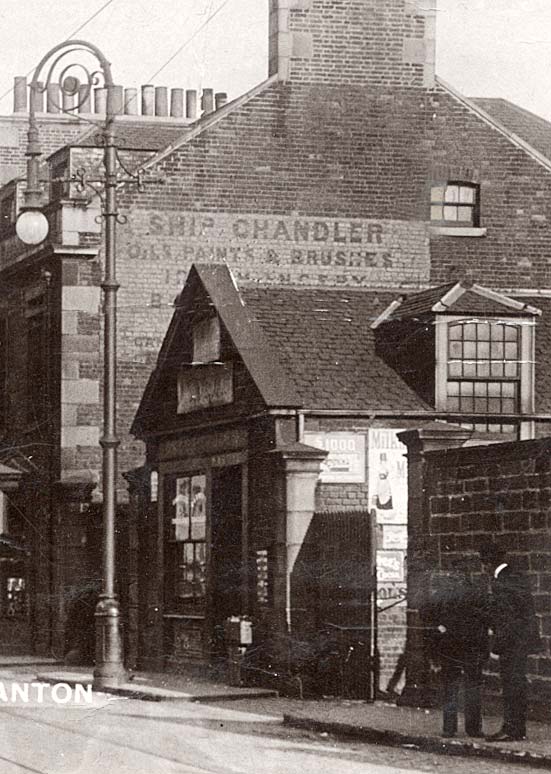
16;40;126;688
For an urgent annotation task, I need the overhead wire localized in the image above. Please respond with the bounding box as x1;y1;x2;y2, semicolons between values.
0;0;119;107
145;0;233;83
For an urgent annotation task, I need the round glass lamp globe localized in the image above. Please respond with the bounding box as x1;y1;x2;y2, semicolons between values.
16;209;49;245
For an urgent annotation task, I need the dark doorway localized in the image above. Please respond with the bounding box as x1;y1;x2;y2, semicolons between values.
292;510;376;699
210;466;243;656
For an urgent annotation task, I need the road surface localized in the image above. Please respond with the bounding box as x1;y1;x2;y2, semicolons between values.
0;669;543;774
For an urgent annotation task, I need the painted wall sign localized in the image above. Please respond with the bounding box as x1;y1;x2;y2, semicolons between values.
122;210;430;294
368;429;408;525
304;432;366;483
177;364;233;414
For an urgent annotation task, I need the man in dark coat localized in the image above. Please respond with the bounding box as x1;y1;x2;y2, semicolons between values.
424;571;490;738
480;540;542;742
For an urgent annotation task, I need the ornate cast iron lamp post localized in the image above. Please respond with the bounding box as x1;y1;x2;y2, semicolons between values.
16;40;128;687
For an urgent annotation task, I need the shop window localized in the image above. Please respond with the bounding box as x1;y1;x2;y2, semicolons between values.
430;182;479;227
436;318;535;437
166;474;207;611
5;577;26;618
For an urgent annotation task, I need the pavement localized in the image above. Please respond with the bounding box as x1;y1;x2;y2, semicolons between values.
33;664;278;703
4;656;551;769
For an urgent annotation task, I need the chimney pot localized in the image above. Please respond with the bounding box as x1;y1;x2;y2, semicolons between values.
13;77;27;113
94;87;107;114
141;85;155;116
124;88;138;115
155;86;168;116
30;82;45;113
78;84;92;113
62;88;75;114
186;90;197;120
215;92;228;110
111;85;124;115
201;88;214;116
170;88;184;118
46;83;61;113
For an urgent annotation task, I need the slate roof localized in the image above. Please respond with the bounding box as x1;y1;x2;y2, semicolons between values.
134;266;551;433
376;282;541;324
240;286;431;412
75;122;191;151
471;98;551;162
382;282;455;321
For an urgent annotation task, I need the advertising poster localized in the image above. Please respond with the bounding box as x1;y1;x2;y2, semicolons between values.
368;429;408;525
304;432;366;483
376;551;405;582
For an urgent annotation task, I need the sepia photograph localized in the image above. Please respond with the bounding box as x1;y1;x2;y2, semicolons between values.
0;0;549;771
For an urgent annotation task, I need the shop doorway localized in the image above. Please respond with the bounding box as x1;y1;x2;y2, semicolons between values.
210;466;243;656
292;509;376;699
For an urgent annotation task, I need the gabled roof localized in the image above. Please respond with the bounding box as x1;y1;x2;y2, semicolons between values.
372;280;542;328
471;98;551;163
133;265;433;436
132;264;301;435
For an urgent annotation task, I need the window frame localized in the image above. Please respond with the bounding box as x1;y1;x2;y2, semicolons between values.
435;314;536;439
164;472;208;615
430;181;480;228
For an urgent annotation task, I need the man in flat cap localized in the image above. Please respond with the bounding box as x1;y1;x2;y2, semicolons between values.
479;540;542;742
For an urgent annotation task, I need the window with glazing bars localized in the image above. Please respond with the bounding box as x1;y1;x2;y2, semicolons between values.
431;182;479;226
447;320;520;435
166;474;207;612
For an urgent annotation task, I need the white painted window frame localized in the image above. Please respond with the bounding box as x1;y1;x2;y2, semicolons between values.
434;314;536;439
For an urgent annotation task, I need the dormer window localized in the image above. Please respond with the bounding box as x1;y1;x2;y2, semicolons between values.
430;182;479;227
372;281;539;440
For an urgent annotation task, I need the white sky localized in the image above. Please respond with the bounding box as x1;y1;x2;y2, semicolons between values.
1;0;551;119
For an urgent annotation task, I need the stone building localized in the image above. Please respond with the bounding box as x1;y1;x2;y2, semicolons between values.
0;0;551;692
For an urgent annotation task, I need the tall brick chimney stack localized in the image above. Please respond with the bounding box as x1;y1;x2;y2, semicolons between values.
269;0;436;88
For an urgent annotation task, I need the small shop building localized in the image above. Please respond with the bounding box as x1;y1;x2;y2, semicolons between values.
127;263;549;693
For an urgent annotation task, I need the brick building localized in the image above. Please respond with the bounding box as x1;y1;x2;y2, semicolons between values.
1;0;551;693
0;75;217;656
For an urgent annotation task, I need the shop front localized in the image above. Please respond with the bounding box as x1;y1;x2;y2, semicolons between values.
130;265;533;691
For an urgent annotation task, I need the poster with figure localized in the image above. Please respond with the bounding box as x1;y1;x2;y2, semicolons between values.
172;477;190;541
368;429;408;525
190;474;207;540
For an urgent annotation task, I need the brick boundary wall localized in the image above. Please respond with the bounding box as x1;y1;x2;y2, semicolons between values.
422;437;551;716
